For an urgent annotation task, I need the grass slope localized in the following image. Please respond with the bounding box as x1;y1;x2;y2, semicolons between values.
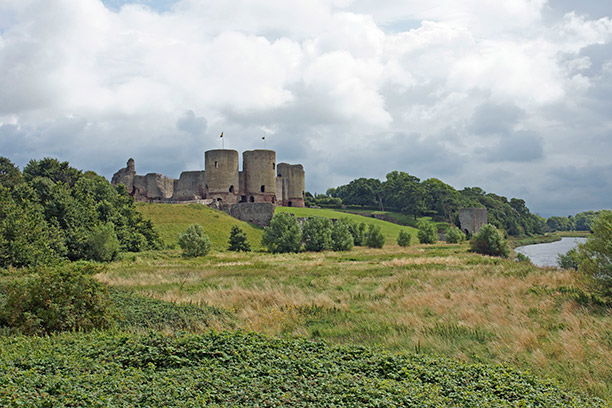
99;245;612;400
276;206;418;244
137;203;263;250
0;330;603;407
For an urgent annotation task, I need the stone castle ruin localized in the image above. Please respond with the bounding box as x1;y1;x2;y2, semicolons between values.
458;208;488;237
111;149;305;224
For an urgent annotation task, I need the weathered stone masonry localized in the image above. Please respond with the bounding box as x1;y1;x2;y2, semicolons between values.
111;149;306;210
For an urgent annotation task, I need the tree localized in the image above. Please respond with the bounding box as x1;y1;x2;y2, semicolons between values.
228;225;251;252
470;224;509;257
178;224;212;257
417;220;437;244
383;171;425;218
397;230;411;247
348;221;366;246
331;178;384;209
365;224;385;248
576;211;611;298
262;213;302;253
331;219;354;251
422;178;460;222
23;157;82;187
446;226;466;244
302;217;333;252
84;223;120;262
0;157;23;189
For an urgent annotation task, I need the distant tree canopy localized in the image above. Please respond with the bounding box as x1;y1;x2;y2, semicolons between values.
545;211;602;232
0;157;160;268
327;171;545;236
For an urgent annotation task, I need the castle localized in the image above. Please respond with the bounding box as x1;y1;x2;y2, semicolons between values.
111;149;305;208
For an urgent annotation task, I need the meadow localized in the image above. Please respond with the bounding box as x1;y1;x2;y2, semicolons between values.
101;243;611;400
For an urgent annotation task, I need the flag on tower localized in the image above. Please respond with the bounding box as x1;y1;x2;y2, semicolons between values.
220;132;223;138
262;136;265;140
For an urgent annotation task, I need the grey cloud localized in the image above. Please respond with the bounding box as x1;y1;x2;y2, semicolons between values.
176;110;207;136
468;103;524;135
484;131;544;163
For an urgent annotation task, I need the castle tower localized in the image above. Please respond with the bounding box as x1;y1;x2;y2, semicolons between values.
277;163;305;207
243;149;277;203
204;149;239;204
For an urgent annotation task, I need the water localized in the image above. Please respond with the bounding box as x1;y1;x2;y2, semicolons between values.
515;237;587;268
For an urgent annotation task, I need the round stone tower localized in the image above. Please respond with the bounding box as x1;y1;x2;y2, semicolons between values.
277;163;305;207
243;149;277;203
204;149;239;204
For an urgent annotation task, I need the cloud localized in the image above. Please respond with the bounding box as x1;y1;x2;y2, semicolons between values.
0;0;611;215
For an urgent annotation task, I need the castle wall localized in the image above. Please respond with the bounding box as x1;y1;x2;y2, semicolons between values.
228;202;275;227
277;163;305;207
459;208;488;236
173;171;205;201
243;150;277;203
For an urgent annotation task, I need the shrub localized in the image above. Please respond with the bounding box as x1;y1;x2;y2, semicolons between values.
302;217;333;252
516;253;532;264
348;221;366;246
417;220;437;244
365;224;385;248
558;248;580;270
84;223;120;262
0;264;114;335
262;213;302;253
576;210;611;298
470;224;509;257
228;225;251;252
178;224;212;257
446;226;466;243
331;219;354;251
397;230;411;247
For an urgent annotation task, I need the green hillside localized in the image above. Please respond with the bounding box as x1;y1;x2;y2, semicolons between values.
137;203;264;250
276;206;419;243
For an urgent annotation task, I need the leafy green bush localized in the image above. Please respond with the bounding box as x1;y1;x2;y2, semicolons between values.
84;223;120;262
470;224;509;257
0;264;114;335
227;225;251;252
397;230;411;247
262;213;302;253
417;220;437;244
330;219;354;251
576;211;611;298
365;224;385;248
348;221;366;246
302;217;333;252
558;248;580;270
178;224;212;257
446;226;466;243
0;331;603;407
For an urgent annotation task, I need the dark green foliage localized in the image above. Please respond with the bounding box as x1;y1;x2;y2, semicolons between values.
365;224;385;248
228;225;251;252
558;248;580;270
302;217;333;252
417;220;437;244
397;230;411;247
576;211;611;299
446;226;466;243
0;264;114;335
0;331;603;407
262;213;303;253
329;172;545;236
330;219;354;251
348;221;367;246
0;157;23;189
84;223;120;262
110;289;234;332
470;224;509;257
516;253;531;263
178;224;212;257
0;186;65;268
0;158;160;268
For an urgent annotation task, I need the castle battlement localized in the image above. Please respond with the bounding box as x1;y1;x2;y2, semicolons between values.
111;149;305;208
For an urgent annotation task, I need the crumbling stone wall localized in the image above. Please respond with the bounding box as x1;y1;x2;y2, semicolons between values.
228;202;275;227
459;208;488;236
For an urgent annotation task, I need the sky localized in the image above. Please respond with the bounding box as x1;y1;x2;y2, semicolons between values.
1;0;611;217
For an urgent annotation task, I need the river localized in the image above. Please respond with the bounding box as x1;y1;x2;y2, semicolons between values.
515;237;587;268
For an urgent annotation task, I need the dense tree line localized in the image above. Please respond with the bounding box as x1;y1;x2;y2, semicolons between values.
545;211;601;232
0;157;160;268
326;171;545;236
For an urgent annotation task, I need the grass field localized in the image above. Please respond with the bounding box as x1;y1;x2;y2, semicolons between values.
98;244;612;400
276;206;419;243
136;203;264;250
